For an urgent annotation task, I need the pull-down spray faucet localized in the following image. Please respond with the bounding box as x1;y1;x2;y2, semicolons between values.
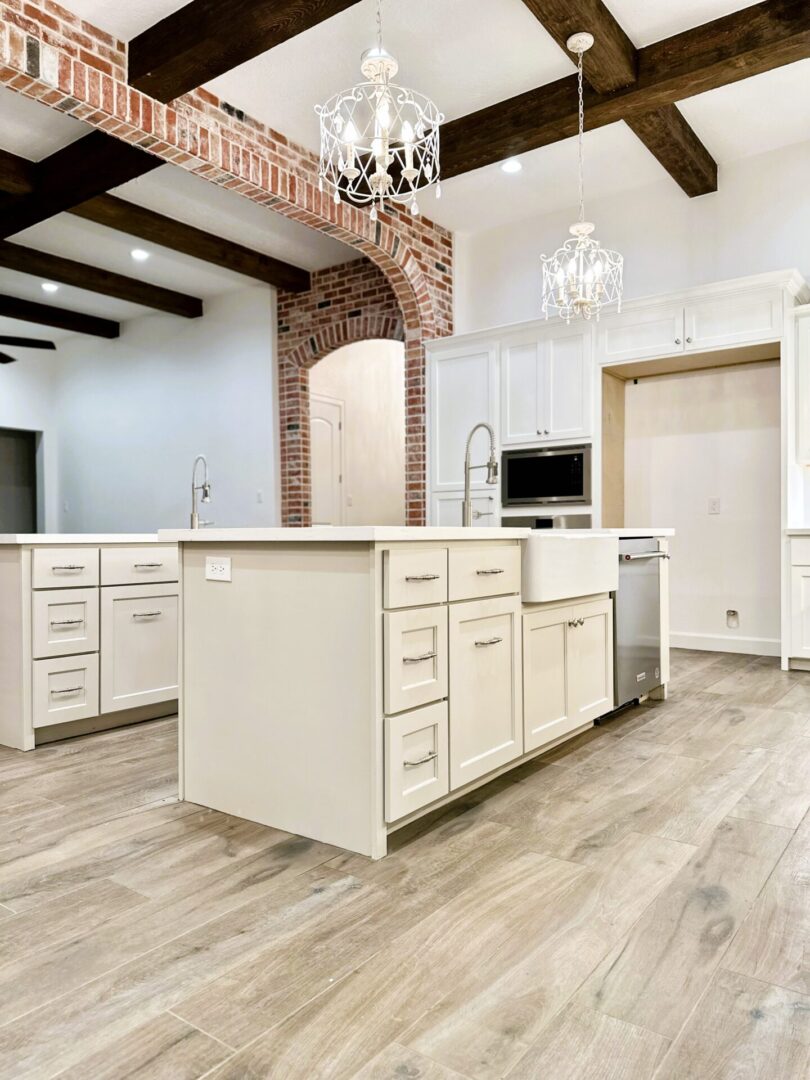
462;423;499;526
190;454;212;529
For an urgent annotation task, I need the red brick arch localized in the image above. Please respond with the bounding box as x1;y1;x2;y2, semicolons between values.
0;3;454;524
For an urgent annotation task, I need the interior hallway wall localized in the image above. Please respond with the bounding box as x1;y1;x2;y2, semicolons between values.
454;140;810;333
624;361;781;655
55;287;278;533
309;339;406;525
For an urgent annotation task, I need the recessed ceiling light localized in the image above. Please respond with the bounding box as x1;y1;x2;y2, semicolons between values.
41;282;59;293
500;158;523;174
130;248;150;262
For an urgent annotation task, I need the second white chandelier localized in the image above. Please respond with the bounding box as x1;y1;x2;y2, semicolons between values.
315;0;443;221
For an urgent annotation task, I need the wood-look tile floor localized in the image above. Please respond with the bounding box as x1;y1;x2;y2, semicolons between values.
1;649;809;1079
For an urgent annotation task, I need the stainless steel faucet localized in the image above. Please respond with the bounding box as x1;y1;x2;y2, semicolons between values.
190;454;213;529
462;423;498;526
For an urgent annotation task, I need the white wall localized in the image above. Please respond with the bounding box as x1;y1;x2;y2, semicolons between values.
455;140;810;333
309;339;405;525
0;350;60;530
624;361;781;655
55;287;278;532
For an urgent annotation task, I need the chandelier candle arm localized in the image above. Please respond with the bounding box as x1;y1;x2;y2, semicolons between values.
540;31;623;323
315;0;443;221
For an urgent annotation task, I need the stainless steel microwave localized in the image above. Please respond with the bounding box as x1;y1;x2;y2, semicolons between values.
501;445;591;506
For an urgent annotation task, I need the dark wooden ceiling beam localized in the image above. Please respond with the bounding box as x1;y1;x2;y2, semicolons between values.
520;0;717;196
0;295;120;338
129;0;363;103
0;148;35;197
444;0;810;179
521;0;636;91
0;132;161;239
70;195;311;291
0;241;204;318
0;336;56;349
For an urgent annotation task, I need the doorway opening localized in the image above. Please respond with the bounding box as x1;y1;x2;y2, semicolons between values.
0;426;38;533
309;340;406;526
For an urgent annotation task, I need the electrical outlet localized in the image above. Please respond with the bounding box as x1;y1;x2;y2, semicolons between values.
708;497;721;515
205;556;231;582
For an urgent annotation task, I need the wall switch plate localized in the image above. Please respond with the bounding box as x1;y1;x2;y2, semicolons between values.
205;555;232;582
708;497;721;515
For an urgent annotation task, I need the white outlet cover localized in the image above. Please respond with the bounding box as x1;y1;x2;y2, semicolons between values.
205;555;232;582
708;497;721;515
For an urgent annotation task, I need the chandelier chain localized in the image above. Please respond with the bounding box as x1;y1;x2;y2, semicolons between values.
577;49;585;224
376;0;383;51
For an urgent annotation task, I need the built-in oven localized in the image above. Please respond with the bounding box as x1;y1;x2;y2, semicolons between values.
501;444;591;506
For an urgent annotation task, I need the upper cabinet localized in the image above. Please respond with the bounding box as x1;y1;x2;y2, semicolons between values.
597;285;784;367
429;340;498;491
501;323;592;446
796;309;810;465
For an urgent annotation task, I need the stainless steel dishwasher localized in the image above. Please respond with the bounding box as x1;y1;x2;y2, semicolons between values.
613;538;668;709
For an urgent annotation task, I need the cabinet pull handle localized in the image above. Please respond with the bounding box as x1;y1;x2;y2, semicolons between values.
475;636;503;647
133;562;163;568
403;651;437;664
675;338;682;345
50;618;84;626
568;618;585;628
132;610;162;619
686;336;693;344
52;564;85;571
476;568;504;576
404;750;438;768
405;573;441;582
50;686;83;696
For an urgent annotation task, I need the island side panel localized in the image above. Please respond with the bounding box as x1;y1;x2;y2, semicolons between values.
181;541;379;856
0;547;26;749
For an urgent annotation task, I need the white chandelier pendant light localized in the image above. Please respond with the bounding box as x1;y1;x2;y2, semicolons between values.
315;0;444;222
541;32;623;323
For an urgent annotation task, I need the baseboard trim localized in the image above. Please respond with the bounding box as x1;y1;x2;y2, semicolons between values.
670;632;780;657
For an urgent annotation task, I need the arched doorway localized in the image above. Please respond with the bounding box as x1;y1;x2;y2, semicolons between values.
309;340;406;526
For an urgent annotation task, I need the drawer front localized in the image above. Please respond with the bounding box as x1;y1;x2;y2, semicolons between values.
383;547;448;609
101;584;179;713
32;588;99;659
32;653;99;729
33;547;99;589
791;539;810;567
101;545;178;586
384;605;448;715
449;542;521;601
385;701;449;822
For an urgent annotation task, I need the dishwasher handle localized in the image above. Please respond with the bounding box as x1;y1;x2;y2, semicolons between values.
621;551;670;561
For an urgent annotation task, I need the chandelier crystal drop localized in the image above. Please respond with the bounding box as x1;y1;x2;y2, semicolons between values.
541;33;623;323
315;0;443;222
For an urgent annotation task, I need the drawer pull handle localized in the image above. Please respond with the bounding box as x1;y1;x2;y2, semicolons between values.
50;686;83;696
50;618;84;627
476;568;505;576
133;562;163;569
403;651;437;665
132;611;162;619
405;573;441;582
475;636;503;647
568;618;585;628
404;750;438;768
52;564;85;571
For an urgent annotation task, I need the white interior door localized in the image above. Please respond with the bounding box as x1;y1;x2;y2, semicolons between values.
310;393;344;525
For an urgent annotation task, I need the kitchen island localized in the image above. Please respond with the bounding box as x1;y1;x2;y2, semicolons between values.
162;527;672;857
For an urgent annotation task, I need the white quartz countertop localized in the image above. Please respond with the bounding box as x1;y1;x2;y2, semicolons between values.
159;526;674;543
0;534;161;545
785;529;810;536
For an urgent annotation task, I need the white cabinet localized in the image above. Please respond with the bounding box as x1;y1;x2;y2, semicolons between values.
448;595;522;789
789;565;810;660
384;701;449;822
501;324;591;445
33;587;99;659
32;653;99;729
597;304;685;365
523;596;613;752
383;605;448;715
797;312;810;465
429;340;498;491
100;583;179;713
430;490;499;528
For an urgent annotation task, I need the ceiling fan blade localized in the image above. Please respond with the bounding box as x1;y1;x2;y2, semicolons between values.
0;336;57;350
0;351;17;364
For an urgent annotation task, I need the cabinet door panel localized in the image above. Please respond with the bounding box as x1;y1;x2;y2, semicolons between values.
384;605;448;714
100;584;179;713
797;316;810;466
523;607;575;752
449;596;522;789
429;491;499;528
385;701;449;822
568;598;613;725
502;339;542;445
429;344;497;490
32;653;99;728
685;287;781;351
790;567;810;660
546;329;592;441
32;587;99;659
597;306;684;365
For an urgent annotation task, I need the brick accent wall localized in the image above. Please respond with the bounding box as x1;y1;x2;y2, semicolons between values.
278;258;404;524
0;1;454;524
